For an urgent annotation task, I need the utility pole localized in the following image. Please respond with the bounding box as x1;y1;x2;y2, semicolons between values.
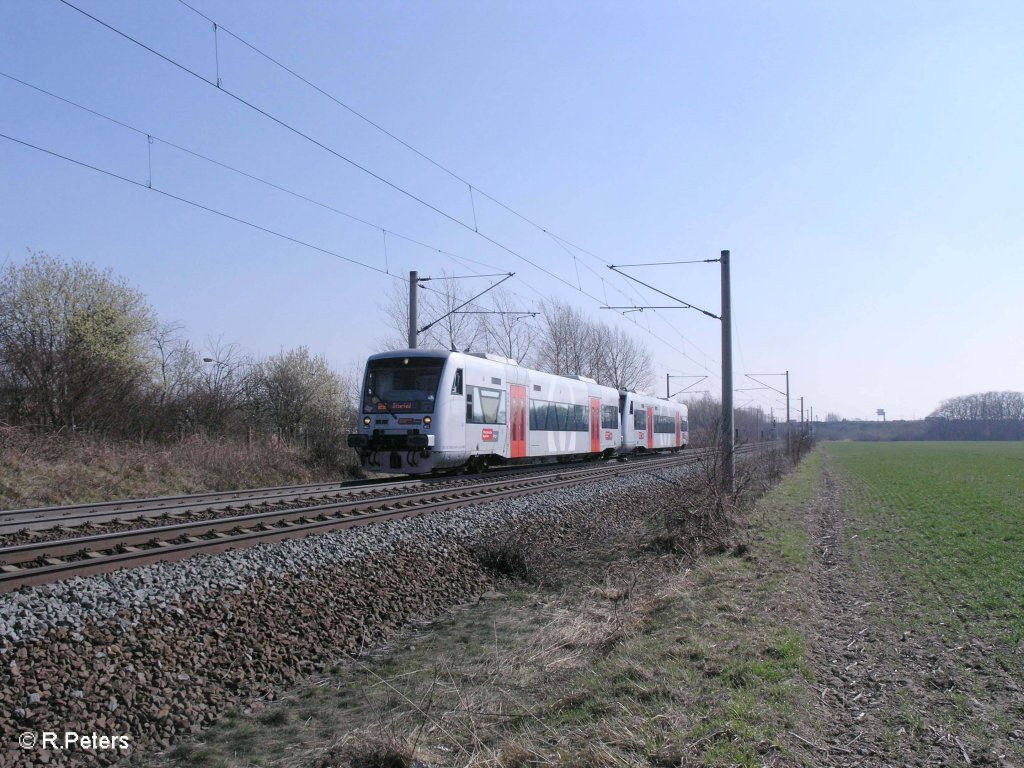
604;252;731;492
721;250;734;493
785;370;791;454
408;270;418;349
800;396;805;435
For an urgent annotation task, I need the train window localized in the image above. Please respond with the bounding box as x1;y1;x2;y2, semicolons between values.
550;403;564;430
629;402;634;414
467;386;506;424
528;400;543;430
681;419;689;432
601;405;619;429
633;408;647;430
655;414;675;433
365;356;444;413
573;404;589;432
527;399;588;432
451;368;463;395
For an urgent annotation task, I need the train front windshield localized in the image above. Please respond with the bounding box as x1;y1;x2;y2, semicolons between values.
364;357;445;414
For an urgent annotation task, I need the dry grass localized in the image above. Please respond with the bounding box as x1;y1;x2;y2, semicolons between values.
0;426;356;509
154;451;824;768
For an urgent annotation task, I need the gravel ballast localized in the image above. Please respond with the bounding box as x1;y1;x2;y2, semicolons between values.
0;463;695;767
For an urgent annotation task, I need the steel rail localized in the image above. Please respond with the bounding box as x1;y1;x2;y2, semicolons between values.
0;451;714;566
0;448;730;593
0;450;697;535
0;476;429;532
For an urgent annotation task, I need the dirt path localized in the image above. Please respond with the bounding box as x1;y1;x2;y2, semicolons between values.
803;462;1022;767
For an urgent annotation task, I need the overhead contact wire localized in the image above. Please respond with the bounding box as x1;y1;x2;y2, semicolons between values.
0;131;394;277
169;0;712;358
0;71;481;270
49;1;719;375
56;0;588;298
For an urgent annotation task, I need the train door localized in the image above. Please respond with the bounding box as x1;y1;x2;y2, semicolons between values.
675;412;682;448
589;397;600;454
510;384;527;458
647;407;654;449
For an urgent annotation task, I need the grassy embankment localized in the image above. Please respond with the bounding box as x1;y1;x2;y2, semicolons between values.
159;451;827;768
0;427;355;509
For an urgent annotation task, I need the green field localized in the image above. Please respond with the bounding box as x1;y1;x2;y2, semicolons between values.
826;441;1024;648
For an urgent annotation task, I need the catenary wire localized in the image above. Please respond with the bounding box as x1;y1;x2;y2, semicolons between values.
0;71;497;275
55;0;601;304
0;131;397;278
167;0;719;365
41;1;723;378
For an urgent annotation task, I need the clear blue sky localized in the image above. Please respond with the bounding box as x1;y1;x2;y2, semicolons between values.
2;0;1021;421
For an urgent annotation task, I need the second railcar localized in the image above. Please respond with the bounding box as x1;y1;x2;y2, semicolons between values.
618;391;689;454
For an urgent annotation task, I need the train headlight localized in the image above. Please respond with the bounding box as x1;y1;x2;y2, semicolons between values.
362;416;371;427
423;416;432;427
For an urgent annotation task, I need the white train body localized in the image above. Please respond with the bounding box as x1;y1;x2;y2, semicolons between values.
619;391;690;455
347;349;687;474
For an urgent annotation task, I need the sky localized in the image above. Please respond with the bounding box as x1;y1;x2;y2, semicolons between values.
2;0;1022;421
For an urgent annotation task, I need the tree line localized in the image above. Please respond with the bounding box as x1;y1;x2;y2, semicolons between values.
925;391;1024;440
0;253;355;466
929;391;1024;421
1;253;782;459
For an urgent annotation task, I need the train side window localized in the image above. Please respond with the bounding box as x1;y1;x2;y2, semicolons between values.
601;405;619;429
629;402;633;414
467;386;506;424
451;368;463;395
634;408;647;430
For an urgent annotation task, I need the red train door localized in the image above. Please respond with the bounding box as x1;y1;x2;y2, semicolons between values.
675;412;681;448
510;385;527;459
589;397;600;454
647;407;654;449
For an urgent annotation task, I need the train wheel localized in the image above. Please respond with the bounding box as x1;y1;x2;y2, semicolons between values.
463;456;485;475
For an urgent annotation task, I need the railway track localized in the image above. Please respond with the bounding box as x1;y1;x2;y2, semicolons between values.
0;447;751;593
0;475;434;534
0;452;690;540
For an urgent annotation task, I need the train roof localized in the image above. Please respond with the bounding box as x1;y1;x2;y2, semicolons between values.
365;349;520;366
366;349;452;362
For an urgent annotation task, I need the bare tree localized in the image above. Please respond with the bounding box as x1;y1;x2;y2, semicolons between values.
535;299;595;377
188;338;257;435
378;272;488;352
533;299;653;390
597;324;652;391
145;320;203;437
931;391;1024;421
483;288;537;363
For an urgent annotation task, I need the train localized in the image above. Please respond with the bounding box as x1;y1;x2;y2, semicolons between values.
346;349;688;474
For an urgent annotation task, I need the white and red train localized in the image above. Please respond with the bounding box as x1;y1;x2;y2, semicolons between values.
347;349;688;474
